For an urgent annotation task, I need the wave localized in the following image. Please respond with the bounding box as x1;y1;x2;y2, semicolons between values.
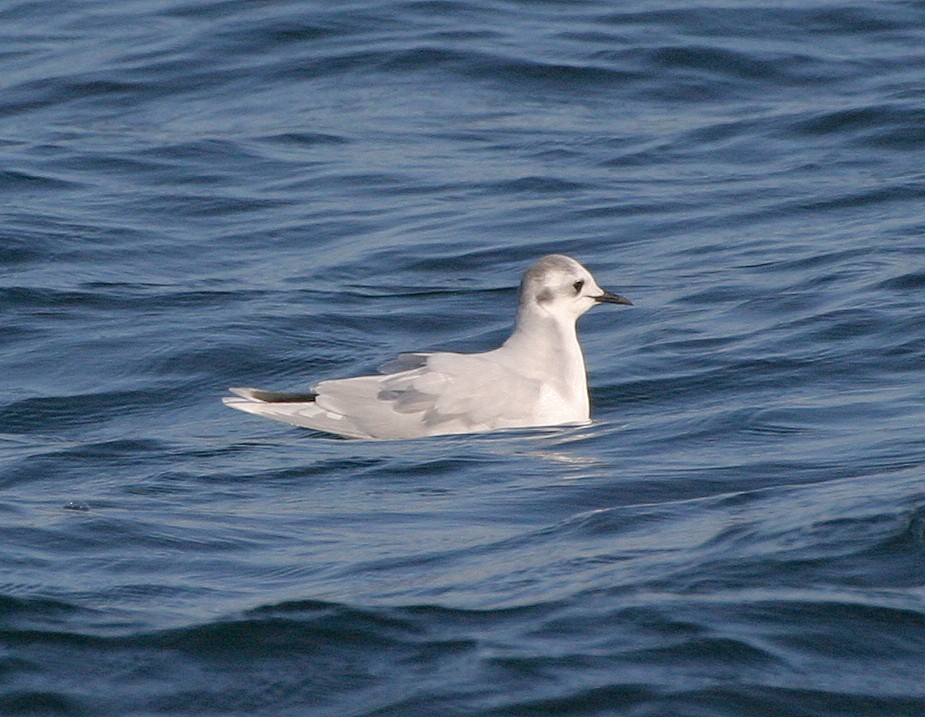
3;588;923;715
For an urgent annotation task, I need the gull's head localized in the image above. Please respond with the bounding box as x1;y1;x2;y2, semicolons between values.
518;254;632;322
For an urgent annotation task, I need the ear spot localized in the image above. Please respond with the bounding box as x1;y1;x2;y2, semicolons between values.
536;289;554;303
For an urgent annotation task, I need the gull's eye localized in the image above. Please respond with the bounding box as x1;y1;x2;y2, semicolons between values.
572;279;584;294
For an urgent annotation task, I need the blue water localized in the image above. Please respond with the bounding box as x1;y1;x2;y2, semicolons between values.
3;1;925;714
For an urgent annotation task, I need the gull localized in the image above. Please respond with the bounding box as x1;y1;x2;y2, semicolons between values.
223;254;632;440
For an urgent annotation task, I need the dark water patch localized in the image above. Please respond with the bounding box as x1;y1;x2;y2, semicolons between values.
605;4;914;39
697;513;925;593
139;342;273;384
135;137;261;164
140;191;290;219
0;168;82;191
790;103;925;150
161;0;257;21
1;286;127;313
781;306;888;345
4;75;152;117
735;408;814;437
504;683;658;717
0;594;84;629
41;438;167;464
357;454;508;484
266;48;393;83
795;505;925;589
1;389;180;436
749;597;925;659
377;45;485;74
159;599;435;655
471;54;643;94
79;284;251;309
48;152;175;184
314;171;425;197
262;131;350;148
650;45;789;84
212;17;343;50
881;334;925;369
674;687;924;717
877;270;925;293
607;353;835;412
2;599;522;716
748;244;874;279
0;234;43;265
0;691;84;717
627;634;781;672
487;175;590;195
214;455;388;486
799;3;918;35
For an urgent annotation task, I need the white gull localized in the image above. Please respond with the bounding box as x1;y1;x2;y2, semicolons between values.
223;254;632;440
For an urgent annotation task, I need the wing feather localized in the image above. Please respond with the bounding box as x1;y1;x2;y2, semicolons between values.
226;351;546;439
377;352;431;374
375;352;542;428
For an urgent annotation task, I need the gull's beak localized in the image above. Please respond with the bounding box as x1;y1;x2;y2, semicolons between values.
594;289;633;306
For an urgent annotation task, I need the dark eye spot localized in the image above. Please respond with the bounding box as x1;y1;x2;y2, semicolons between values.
572;279;584;294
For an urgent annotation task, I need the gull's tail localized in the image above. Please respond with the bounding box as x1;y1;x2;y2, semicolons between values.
222;387;367;438
226;387;318;403
222;386;319;424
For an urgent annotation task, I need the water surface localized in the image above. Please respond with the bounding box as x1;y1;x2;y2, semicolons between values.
2;1;925;715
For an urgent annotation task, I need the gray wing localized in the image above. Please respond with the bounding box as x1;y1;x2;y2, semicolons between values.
377;353;431;374
225;352;544;439
364;352;543;429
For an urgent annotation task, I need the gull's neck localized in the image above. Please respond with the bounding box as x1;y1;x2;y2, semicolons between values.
500;302;589;414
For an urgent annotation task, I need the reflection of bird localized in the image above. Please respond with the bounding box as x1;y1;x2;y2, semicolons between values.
224;254;632;440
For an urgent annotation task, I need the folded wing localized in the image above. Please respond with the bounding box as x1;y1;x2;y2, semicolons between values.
225;351;544;439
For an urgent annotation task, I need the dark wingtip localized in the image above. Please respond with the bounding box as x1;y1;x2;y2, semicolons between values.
230;387;318;403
